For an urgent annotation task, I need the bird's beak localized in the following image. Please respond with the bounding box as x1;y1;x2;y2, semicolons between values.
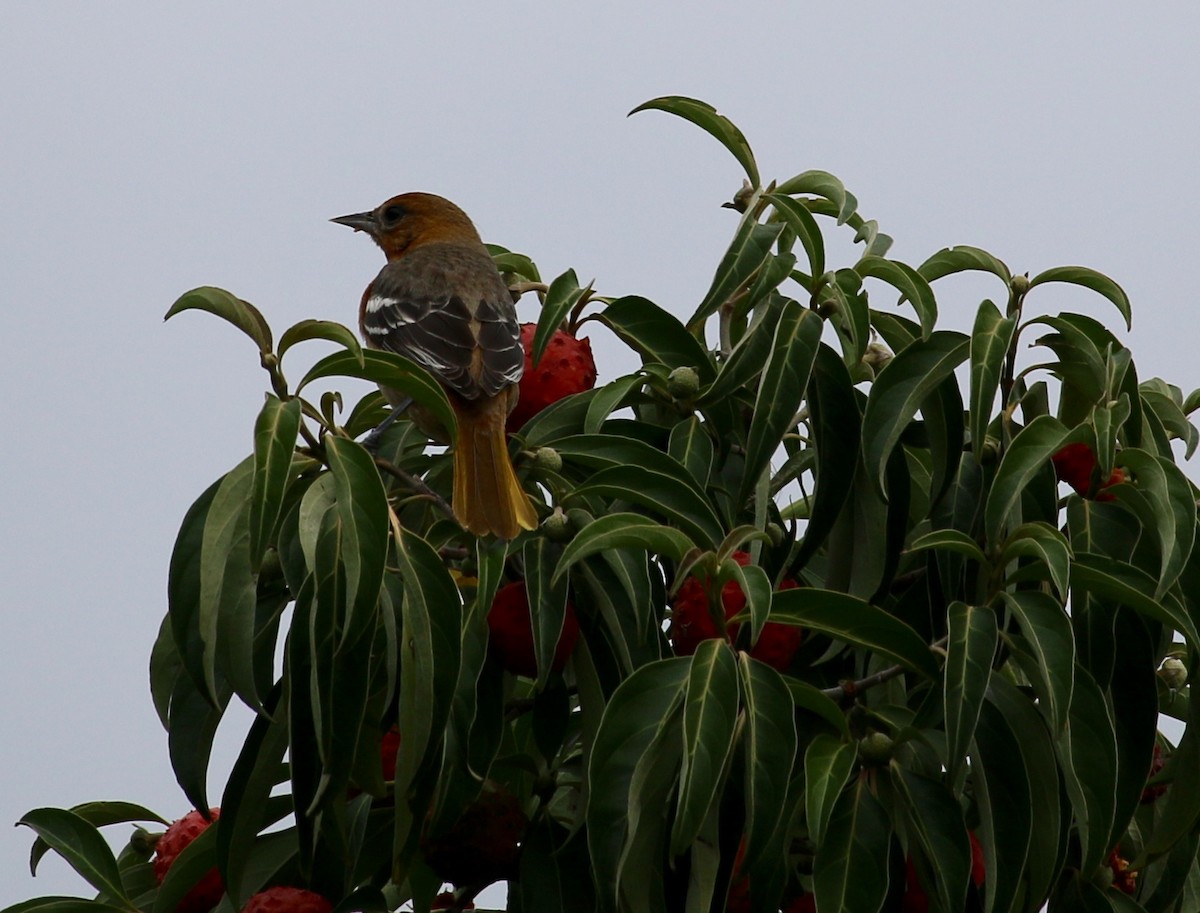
330;211;378;233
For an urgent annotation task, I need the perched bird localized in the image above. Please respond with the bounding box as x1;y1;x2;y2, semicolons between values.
332;192;538;539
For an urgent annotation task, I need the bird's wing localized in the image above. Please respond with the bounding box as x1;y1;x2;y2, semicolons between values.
361;244;523;402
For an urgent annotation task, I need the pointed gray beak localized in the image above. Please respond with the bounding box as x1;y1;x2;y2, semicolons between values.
330;211;378;233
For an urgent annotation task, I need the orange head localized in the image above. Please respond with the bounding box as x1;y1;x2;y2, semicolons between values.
331;192;483;260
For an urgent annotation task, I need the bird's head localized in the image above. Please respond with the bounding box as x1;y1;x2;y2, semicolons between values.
331;192;482;260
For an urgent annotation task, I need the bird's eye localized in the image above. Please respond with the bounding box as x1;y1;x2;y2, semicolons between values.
381;204;406;225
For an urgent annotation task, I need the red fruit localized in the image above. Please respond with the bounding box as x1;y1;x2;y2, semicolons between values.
422;785;528;887
1051;442;1124;501
784;896;816;913
901;831;985;913
1107;847;1137;895
380;725;401;780
241;887;332;913
1142;743;1168;804
153;808;223;913
431;893;475;911
487;580;580;678
506;323;597;431
669;552;803;672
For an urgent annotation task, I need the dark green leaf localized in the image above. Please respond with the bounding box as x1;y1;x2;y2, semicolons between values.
765;193;825;277
1028;265;1132;331
164;286;272;353
1001;591;1075;733
1115;448;1197;597
277;319;363;366
533;269;592;365
249;396;301;571
568;463;724;548
1001;521;1072;599
774;170;856;224
555;514;696;582
298;349;457;442
583;372;646;434
668;417;715;490
970;699;1032;913
739;302;822;504
803;734;855;848
857;256;938;339
984;414;1069;543
906;529;988;566
969;299;1017;463
0;901;133;913
697;298;783;407
861;331;969;499
524;538;572;689
671;641;739;855
18;810;130;905
943;602;997;784
690;219;784;328
739;655;798;867
893;768;972;913
597;296;714;379
1070;553;1200;647
812;778;891;913
768;588;938;678
1055;663;1117;874
630;96;760;188
917;245;1012;285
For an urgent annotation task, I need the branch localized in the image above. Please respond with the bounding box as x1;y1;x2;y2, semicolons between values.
372;455;456;522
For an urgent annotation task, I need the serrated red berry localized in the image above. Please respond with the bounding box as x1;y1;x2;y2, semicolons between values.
1052;443;1123;501
487;580;580;678
507;323;597;431
153;808;223;913
241;886;332;913
1107;847;1137;895
668;552;803;672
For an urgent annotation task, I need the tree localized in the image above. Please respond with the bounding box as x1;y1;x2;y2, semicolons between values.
6;96;1200;913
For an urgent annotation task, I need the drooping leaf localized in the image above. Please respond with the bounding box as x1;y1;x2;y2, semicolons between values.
534;268;592;365
1028;265;1132;330
690;219;785;329
1070;553;1200;647
739;654;798;867
277;318;363;366
1001;591;1076;734
803;734;856;848
943;602;997;784
524;537;572;689
765;193;825;278
18;809;130;903
968;299;1017;463
774;170;857;224
630;96;760;188
984;414;1069;543
856;256;939;339
917;245;1012;286
1001;521;1072;599
893;768;973;913
597;296;715;379
248;395;301;571
811;778;891;913
165;286;272;353
554;514;696;582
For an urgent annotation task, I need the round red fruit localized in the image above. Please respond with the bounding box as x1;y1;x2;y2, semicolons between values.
900;831;985;913
422;785;528;887
380;725;401;780
507;323;597;431
1051;443;1123;501
669;552;803;672
153;808;223;913
488;580;580;678
242;886;332;913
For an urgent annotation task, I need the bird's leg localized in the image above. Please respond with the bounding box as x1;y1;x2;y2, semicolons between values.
360;397;413;453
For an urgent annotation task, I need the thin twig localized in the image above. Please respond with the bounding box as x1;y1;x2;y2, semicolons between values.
372;455;456;522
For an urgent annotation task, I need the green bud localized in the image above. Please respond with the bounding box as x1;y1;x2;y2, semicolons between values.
533;447;563;473
542;507;573;543
1159;657;1188;690
1011;273;1030;296
857;731;895;766
666;366;701;399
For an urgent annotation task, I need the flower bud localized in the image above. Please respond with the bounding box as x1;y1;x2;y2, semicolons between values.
857;731;894;766
667;366;701;400
1011;273;1030;296
542;507;573;543
533;447;563;473
1159;657;1188;690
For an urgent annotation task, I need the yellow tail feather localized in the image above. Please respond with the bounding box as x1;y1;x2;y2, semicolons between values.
452;396;538;539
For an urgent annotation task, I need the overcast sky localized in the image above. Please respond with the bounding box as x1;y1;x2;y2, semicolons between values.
3;2;1199;904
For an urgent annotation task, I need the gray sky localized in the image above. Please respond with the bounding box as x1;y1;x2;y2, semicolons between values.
3;2;1199;903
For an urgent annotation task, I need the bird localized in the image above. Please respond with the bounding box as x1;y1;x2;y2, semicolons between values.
332;192;538;539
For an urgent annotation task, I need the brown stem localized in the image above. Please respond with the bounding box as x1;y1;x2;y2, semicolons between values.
373;456;456;522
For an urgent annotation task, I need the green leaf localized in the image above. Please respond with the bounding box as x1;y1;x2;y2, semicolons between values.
583;372;646;434
198;455;258;708
739;655;798;867
597;296;714;378
1070;553;1200;647
984;414;1069;543
970;699;1033;913
18;809;131;905
765;193;825;278
298;349;457;442
1055;663;1117;874
325;436;389;649
917;245;1012;285
533;269;592;366
587;658;689;913
893;768;973;913
153;816;219;913
29;802;166;879
968;299;1017;463
739;302;822;504
523;537;572;689
671;641;740;855
856;256;938;339
164;286;272;353
668;417;715;491
554;514;696;583
812;778;891;913
1000;591;1076;734
803;734;856;848
1000;521;1073;599
630;96;760;188
249;395;301;571
697;298;783;408
277;318;363;366
906;529;988;566
1114;448;1197;598
861;331;970;499
0;901;133;913
768;588;938;678
774;170;856;224
943;602;997;784
1028;265;1132;331
690;219;784;328
787;680;852;737
568;463;725;549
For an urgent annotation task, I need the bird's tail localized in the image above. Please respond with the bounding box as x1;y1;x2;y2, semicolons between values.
452;395;538;539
